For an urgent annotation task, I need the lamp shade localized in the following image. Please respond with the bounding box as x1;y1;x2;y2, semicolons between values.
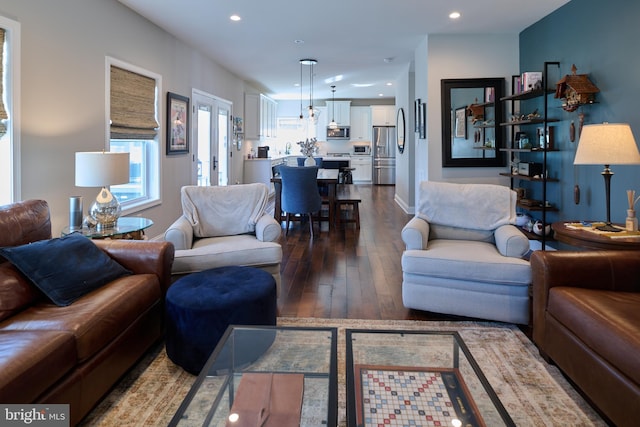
574;123;640;165
75;152;130;187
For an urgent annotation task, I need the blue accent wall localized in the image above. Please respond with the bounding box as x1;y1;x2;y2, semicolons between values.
519;0;640;224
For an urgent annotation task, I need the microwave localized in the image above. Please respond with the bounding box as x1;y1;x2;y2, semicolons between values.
353;145;371;155
326;126;350;140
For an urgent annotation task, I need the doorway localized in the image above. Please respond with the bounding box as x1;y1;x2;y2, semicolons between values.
192;90;232;186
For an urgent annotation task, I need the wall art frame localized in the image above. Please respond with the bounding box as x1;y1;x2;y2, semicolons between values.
166;92;190;155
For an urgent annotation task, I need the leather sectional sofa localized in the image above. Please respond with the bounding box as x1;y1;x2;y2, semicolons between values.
0;200;174;425
531;250;640;426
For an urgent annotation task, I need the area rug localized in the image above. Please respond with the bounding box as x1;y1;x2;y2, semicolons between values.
81;318;606;426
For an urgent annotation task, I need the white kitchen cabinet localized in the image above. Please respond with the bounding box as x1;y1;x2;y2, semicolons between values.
244;93;278;140
350;106;372;141
351;156;372;182
325;101;351;126
371;105;396;126
244;157;284;194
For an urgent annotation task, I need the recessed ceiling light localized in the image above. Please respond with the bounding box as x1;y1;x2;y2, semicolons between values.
386;82;393;86
352;83;374;88
449;11;461;19
383;57;394;64
294;39;305;44
230;14;241;21
378;93;384;97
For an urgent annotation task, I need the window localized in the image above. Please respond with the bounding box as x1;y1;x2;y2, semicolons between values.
0;16;20;205
106;58;161;212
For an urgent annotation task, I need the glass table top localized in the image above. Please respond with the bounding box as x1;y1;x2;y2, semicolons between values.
170;326;338;427
61;217;153;239
346;329;514;427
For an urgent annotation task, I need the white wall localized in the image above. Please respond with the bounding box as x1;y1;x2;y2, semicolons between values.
393;65;415;213
1;0;248;237
426;34;519;184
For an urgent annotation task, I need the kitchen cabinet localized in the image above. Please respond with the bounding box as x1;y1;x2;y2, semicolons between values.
243;157;283;194
350;106;372;141
371;105;396;126
351;156;372;182
499;61;561;249
244;93;277;140
325;101;351;126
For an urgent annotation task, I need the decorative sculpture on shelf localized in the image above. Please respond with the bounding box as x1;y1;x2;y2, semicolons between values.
555;64;600;112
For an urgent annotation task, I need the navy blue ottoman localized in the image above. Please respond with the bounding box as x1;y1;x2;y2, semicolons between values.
165;266;277;374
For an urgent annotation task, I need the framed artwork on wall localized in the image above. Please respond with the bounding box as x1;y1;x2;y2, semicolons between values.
454;107;467;139
167;92;189;155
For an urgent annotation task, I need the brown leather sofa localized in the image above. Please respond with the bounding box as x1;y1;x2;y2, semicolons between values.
0;200;174;425
531;250;640;426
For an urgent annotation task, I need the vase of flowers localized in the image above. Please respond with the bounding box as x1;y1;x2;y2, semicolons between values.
297;138;318;166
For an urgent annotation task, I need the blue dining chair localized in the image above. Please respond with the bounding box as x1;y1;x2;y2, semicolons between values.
296;157;323;167
279;166;322;237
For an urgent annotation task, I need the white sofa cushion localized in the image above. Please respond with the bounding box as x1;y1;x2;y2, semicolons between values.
417;181;517;230
172;235;282;275
181;183;269;238
401;240;531;286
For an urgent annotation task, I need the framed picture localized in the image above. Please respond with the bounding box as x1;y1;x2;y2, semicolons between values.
414;99;421;133
485;87;495;103
419;102;426;139
167;92;189;155
455;107;467;138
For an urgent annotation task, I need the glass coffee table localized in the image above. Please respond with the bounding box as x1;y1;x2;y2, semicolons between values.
346;330;514;427
170;326;338;426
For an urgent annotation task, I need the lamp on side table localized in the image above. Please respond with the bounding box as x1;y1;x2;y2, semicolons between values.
574;123;640;232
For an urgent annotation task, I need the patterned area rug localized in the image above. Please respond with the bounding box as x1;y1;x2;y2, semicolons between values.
81;318;605;426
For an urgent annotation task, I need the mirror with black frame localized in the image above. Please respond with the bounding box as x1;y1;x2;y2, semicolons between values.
396;108;405;154
441;78;505;167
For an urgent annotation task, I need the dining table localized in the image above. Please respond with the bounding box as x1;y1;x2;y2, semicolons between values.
271;168;340;229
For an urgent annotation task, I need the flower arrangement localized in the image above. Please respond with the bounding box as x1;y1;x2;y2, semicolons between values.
297;138;318;157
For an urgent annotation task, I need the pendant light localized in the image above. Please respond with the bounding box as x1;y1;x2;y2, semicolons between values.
328;85;338;130
299;61;304;121
299;58;318;121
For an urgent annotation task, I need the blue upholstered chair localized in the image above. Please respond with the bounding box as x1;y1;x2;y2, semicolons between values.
279;166;322;237
296;157;323;167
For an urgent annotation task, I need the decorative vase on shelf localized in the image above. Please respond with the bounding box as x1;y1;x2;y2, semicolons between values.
626;209;638;232
304;155;316;167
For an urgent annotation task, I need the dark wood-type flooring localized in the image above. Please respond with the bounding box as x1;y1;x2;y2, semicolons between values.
276;184;489;323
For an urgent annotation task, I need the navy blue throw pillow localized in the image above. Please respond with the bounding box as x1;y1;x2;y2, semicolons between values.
0;233;131;306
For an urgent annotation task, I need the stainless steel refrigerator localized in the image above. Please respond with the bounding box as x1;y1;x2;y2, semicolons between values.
372;126;396;185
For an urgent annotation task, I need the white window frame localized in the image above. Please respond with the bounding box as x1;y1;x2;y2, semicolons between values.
0;15;21;205
105;57;162;214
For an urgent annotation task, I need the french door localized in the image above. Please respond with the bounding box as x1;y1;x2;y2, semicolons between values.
191;90;231;186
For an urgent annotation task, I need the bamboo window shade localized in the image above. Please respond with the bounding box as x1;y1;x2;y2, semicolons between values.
0;28;7;138
110;65;159;139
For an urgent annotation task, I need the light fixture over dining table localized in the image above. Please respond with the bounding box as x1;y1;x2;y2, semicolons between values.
299;58;318;138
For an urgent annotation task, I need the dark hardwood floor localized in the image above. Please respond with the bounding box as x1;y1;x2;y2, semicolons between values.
276;184;480;322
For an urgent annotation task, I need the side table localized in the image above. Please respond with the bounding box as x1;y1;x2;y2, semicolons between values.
552;221;640;250
61;217;153;240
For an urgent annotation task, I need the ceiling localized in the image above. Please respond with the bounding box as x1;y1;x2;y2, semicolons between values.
118;0;570;101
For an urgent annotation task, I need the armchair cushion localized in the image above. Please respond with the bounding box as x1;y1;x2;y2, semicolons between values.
181;184;269;238
417;181;516;230
172;235;282;275
402;240;530;286
0;233;131;306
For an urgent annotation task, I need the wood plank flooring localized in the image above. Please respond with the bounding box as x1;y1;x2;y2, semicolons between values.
276;184;474;322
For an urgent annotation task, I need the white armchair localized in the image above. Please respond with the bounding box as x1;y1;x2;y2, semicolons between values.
164;184;282;290
401;181;531;324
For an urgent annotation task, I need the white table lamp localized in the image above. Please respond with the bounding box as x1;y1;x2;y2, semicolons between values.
574;123;640;231
75;151;130;230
